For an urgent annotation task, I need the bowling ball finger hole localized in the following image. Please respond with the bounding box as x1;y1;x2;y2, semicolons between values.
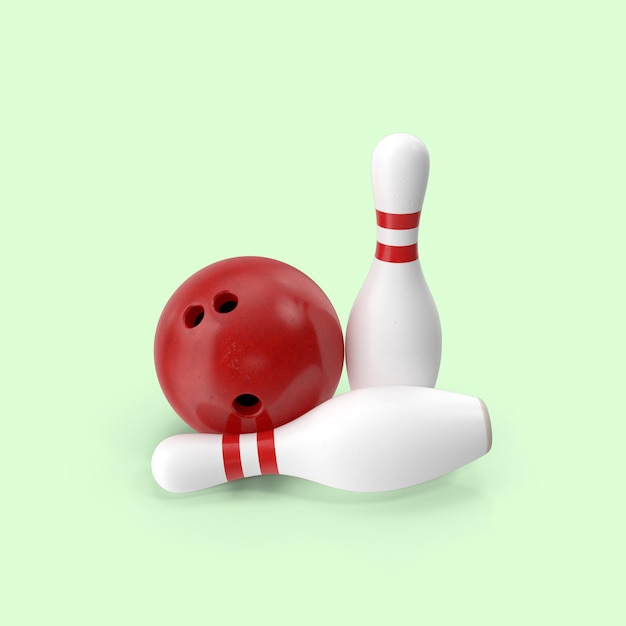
213;291;238;314
183;304;205;328
232;394;263;418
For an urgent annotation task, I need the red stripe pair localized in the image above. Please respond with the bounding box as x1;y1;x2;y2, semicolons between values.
375;210;420;263
222;431;279;481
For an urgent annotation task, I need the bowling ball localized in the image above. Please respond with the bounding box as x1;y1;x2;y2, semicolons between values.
154;256;344;434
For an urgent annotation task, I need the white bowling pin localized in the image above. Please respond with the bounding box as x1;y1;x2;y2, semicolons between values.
346;133;442;389
152;386;491;493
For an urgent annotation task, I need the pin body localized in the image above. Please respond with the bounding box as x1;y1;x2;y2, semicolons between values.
346;133;442;389
151;386;492;493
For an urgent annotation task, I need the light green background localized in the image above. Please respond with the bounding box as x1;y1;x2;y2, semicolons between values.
1;1;624;624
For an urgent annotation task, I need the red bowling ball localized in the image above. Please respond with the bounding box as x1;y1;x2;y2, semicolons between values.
154;256;344;434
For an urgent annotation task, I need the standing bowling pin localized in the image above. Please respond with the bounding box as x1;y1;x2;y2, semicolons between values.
346;133;442;389
152;386;491;493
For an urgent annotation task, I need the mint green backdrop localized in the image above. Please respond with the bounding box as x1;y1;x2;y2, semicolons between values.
2;2;624;624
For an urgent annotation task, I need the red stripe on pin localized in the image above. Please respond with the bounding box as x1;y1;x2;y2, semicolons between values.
222;433;244;481
376;210;421;230
257;430;279;475
376;242;418;263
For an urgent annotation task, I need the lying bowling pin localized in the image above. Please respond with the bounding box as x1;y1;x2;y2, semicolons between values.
346;133;442;389
152;386;491;493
